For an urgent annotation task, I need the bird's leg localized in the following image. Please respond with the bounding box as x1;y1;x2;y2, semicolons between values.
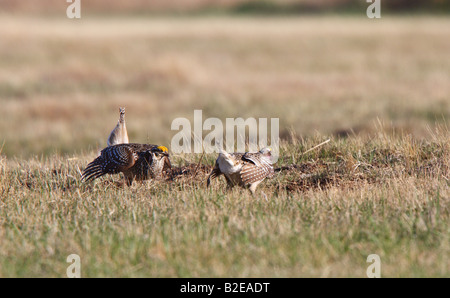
124;174;134;186
226;182;235;192
248;181;261;195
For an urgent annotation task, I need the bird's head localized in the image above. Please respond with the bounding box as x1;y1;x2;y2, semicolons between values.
260;147;272;156
259;147;273;163
118;107;126;122
152;145;169;157
151;146;172;173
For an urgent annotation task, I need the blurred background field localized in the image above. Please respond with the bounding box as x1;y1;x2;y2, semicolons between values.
0;1;449;158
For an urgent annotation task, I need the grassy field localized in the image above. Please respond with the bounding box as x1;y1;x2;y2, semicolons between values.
1;16;449;158
0;15;449;277
0;130;448;277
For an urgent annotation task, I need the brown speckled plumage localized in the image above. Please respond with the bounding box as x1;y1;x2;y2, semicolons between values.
207;148;274;194
82;143;171;186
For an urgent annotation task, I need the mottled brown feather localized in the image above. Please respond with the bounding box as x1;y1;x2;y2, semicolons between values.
82;143;169;186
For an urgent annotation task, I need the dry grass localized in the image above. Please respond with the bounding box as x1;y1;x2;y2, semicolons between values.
0;15;449;277
0;127;448;277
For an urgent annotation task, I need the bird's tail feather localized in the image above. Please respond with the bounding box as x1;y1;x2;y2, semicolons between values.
81;157;107;182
